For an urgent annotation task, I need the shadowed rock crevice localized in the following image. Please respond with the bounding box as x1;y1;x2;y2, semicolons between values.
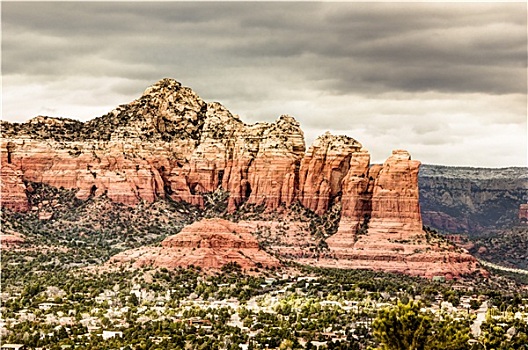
6;142;15;164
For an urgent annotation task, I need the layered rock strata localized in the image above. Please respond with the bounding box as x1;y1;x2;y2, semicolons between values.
419;165;528;234
328;150;422;249
0;79;401;220
1;79;306;211
298;250;478;279
0;231;26;249
0;162;29;212
109;218;280;270
1;78;483;278
298;133;362;215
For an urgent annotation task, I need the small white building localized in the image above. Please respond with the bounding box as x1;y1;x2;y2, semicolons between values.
39;303;59;311
102;330;123;340
1;345;25;350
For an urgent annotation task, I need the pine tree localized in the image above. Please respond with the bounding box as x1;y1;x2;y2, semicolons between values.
373;300;432;350
373;301;471;350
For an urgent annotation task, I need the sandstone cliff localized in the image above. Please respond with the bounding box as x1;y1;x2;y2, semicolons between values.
0;78;395;218
1;79;306;211
328;149;422;247
298;133;362;215
0;162;29;212
1;78;483;278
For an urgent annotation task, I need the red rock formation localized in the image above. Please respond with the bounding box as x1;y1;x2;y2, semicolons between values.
1;139;167;207
0;162;29;212
298;133;362;215
339;150;374;219
323;223;481;279
328;150;421;248
109;218;280;270
370;150;422;227
1;78;484;278
218;115;305;211
296;250;480;279
1;80;305;211
0;231;26;249
320;150;484;278
233;216;481;279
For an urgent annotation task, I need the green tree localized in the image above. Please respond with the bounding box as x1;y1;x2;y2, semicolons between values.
128;292;139;306
374;301;472;350
373;300;432;350
470;299;480;310
427;316;470;350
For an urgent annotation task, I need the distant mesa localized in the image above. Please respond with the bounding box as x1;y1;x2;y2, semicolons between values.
419;165;528;234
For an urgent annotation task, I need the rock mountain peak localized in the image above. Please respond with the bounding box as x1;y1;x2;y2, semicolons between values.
0;78;481;278
2;78;300;145
144;77;182;91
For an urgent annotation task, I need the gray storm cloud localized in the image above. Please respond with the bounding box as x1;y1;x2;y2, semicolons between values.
2;2;526;167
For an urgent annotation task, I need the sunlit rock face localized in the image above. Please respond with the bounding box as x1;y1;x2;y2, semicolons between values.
108;218;280;270
1;79;305;211
2;78;483;278
1;79;418;221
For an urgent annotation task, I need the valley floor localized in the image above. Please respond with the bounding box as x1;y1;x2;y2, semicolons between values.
1;255;527;349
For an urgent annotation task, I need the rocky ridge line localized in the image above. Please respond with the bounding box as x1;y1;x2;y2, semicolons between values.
1;79;371;225
419;164;528;234
1;78;482;277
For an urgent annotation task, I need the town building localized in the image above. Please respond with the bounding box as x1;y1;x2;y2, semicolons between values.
1;345;25;350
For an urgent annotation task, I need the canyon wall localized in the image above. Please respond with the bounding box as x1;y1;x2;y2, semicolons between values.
2;78;483;278
419;165;528;235
1;78;422;234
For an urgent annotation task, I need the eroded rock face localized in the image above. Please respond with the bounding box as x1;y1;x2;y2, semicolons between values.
323;220;479;279
298;133;362;215
0;163;29;212
0;231;26;249
1;79;306;211
371;150;422;224
222;115;305;212
109;218;280;270
321;150;480;279
162;218;259;249
2;78;483;278
328;150;422;247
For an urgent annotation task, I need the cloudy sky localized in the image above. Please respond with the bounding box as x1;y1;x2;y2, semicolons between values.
2;1;527;167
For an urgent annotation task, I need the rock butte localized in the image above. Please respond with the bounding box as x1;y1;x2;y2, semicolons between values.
1;78;482;277
109;218;280;270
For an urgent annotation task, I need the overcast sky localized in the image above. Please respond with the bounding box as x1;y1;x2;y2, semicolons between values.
2;2;527;167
